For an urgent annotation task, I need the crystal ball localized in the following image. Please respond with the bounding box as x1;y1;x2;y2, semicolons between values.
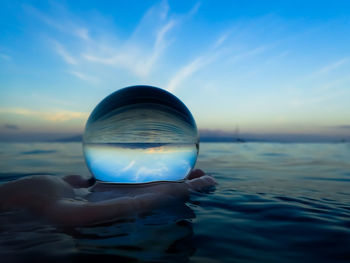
83;85;199;183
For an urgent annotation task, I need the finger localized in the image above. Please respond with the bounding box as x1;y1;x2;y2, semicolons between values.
186;169;205;180
185;175;217;191
63;175;91;188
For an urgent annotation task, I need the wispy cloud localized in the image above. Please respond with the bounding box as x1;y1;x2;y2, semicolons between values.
290;87;350;108
166;47;227;92
213;31;231;49
26;0;197;80
75;27;90;41
24;4;90;41
81;1;178;77
166;57;204;92
52;41;77;65
68;70;98;83
166;32;233;92
0;108;88;122
82;18;177;77
121;160;135;172
0;53;12;61
308;58;348;78
228;45;268;64
23;4;65;31
318;58;348;74
24;0;277;93
289;70;350;109
187;2;201;17
135;164;169;181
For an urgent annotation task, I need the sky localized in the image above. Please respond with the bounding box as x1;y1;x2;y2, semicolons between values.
0;0;350;141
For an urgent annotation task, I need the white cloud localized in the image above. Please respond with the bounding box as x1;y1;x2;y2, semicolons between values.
81;1;177;77
121;160;135;172
25;1;204;82
134;165;169;181
0;108;88;122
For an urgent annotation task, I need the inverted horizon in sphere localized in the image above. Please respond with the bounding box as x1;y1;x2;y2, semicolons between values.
83;86;199;183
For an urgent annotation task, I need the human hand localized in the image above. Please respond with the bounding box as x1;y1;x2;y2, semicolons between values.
53;169;216;225
88;169;216;198
0;169;216;226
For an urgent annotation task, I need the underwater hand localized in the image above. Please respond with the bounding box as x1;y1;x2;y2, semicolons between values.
51;169;216;225
0;169;216;226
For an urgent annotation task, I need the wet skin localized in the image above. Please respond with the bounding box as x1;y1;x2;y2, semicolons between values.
0;169;216;226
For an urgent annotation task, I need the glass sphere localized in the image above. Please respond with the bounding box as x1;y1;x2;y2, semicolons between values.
83;85;199;183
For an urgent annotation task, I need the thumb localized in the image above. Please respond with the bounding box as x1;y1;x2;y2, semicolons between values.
185;175;217;191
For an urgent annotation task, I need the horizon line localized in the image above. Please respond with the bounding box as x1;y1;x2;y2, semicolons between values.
0;131;348;143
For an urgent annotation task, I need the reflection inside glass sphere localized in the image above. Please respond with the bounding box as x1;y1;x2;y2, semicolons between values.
83;86;199;183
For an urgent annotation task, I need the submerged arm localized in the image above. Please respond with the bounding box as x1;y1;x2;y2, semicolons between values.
47;174;216;226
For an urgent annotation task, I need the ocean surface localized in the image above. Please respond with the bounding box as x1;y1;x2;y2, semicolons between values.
0;142;349;262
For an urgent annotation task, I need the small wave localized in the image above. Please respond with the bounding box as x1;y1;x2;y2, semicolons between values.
20;150;57;155
301;176;350;182
0;172;55;182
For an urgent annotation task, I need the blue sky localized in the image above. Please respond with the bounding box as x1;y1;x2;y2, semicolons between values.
1;0;350;141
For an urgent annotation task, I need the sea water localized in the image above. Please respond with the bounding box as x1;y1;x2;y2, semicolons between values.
0;142;350;262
